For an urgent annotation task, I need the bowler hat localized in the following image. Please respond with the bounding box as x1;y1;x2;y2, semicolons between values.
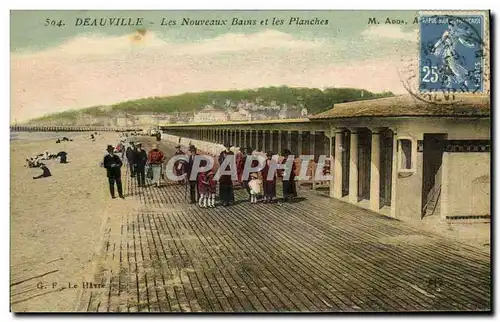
106;145;114;151
189;145;196;151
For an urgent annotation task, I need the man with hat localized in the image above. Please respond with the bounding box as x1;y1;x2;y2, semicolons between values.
280;149;297;202
186;145;199;203
133;142;148;187
218;142;235;206
125;141;136;177
103;145;124;199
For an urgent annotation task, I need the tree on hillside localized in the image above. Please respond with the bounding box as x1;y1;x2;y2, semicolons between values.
28;86;394;124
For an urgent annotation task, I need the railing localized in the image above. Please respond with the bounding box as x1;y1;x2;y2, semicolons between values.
10;126;142;132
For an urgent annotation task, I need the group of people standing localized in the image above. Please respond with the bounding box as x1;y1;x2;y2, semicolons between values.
176;142;298;208
104;141;165;199
125;141;165;188
103;139;298;205
238;145;298;204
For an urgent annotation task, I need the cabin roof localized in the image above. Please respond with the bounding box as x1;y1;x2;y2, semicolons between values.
310;94;490;120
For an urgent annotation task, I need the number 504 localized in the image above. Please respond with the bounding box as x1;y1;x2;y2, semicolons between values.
422;66;439;83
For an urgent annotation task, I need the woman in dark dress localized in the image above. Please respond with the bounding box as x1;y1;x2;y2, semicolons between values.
173;145;186;183
218;142;235;206
281;149;297;202
261;151;277;203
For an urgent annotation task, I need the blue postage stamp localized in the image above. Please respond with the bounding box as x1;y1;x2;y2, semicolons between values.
419;13;485;93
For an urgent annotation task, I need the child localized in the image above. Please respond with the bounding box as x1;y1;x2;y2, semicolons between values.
248;173;262;204
207;169;217;207
198;169;209;208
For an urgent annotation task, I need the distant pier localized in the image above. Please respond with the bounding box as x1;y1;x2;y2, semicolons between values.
10;125;143;132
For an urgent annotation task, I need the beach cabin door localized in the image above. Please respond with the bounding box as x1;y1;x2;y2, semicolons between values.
421;133;447;218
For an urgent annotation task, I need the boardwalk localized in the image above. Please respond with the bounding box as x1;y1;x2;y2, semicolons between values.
77;150;491;312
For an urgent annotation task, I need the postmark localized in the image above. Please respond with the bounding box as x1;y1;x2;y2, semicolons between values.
418;12;487;94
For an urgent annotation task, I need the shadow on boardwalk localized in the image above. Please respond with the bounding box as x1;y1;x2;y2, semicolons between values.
78;158;491;312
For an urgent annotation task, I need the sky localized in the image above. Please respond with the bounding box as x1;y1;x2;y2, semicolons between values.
10;10;421;122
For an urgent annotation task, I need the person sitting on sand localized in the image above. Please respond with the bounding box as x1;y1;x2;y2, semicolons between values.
33;164;51;179
57;151;68;163
33;158;42;168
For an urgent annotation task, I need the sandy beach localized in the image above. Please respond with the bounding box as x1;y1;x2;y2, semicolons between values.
10;131;136;312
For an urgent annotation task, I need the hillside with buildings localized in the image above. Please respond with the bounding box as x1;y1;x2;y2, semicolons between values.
26;87;393;127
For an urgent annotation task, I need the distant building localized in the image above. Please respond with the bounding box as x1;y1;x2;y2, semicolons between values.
278;107;288;120
75;114;95;126
229;108;252;121
157;114;173;124
251;113;269;121
115;114;128;127
278;106;301;119
135;114;157;126
193;106;228;123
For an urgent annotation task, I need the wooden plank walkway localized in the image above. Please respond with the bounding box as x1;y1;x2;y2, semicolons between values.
77;155;491;312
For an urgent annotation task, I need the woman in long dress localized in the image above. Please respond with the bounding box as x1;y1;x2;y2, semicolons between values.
218;142;235;206
261;151;277;203
280;149;297;202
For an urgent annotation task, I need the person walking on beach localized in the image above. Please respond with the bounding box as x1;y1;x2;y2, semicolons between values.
147;144;165;187
261;151;277;203
134;142;148;187
103;145;124;199
280;149;298;202
126;142;136;177
218;142;235;206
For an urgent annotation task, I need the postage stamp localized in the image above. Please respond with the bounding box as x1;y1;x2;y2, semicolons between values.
418;11;488;93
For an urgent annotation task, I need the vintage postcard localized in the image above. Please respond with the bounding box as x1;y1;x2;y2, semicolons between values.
10;10;491;313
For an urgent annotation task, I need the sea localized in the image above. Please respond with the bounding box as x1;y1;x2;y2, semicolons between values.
10;131;87;141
